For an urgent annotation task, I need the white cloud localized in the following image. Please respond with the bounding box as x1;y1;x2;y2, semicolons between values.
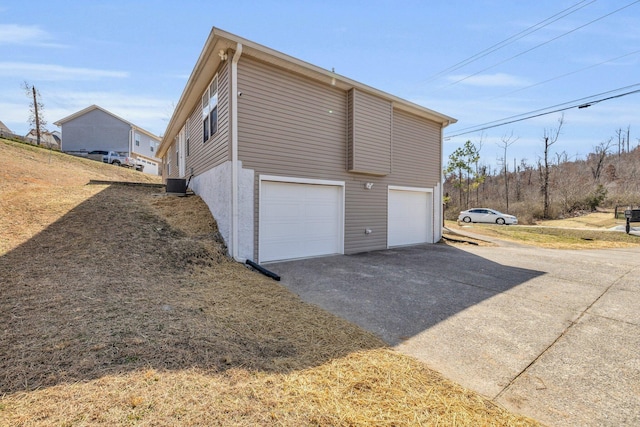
446;73;530;87
0;62;128;81
0;24;65;47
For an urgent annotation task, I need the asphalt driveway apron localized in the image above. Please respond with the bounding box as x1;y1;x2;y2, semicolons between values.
268;243;640;427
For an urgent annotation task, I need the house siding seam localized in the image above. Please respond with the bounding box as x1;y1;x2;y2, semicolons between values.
346;89;354;172
235;56;442;257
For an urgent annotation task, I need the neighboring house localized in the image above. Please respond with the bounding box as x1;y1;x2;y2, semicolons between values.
158;28;456;263
51;130;62;146
0;120;11;135
54;105;162;175
25;129;60;149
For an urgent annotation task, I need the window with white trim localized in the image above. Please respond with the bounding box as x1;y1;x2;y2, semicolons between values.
202;75;218;142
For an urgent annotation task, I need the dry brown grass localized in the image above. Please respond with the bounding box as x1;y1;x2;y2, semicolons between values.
535;212;619;229
446;216;640;249
0;138;540;426
0;139;161;255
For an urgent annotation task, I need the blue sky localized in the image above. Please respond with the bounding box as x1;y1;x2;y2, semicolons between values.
2;0;639;169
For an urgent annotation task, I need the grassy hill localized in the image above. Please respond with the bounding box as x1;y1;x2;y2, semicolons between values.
0;138;539;426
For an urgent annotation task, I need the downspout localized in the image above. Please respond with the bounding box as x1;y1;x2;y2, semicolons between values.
231;43;243;261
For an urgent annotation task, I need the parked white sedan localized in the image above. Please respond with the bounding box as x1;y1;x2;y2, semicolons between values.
458;208;518;225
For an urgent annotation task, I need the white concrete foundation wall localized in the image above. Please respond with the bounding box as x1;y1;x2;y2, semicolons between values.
237;166;254;261
190;162;232;250
189;161;254;261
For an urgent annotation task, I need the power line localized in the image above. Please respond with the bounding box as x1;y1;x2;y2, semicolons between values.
450;83;640;134
487;48;640;101
444;84;640;139
422;0;596;85
441;0;640;90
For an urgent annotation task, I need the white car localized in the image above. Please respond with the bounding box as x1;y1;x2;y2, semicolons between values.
458;208;517;225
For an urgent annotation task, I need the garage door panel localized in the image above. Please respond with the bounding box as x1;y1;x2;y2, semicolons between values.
264;203;303;221
388;189;431;247
261;181;343;262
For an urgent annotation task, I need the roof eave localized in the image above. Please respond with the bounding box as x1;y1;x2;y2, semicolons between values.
158;27;457;156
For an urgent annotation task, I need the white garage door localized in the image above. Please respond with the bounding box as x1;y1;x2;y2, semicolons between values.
260;180;343;262
388;188;432;247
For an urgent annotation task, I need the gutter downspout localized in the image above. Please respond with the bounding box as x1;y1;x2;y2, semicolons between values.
231;43;243;261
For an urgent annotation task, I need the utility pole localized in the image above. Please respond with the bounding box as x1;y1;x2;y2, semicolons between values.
32;85;41;146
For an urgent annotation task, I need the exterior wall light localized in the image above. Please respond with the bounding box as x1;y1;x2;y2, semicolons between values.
365;182;374;189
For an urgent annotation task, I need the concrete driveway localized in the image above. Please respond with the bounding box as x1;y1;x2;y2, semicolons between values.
268;242;640;427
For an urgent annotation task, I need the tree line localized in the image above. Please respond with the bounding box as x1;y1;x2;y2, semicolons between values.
443;115;639;224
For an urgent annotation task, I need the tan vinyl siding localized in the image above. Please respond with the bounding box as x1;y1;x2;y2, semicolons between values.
184;61;231;177
347;89;392;176
344;180;387;253
391;109;442;187
165;141;179;179
237;57;347;177
235;56;442;257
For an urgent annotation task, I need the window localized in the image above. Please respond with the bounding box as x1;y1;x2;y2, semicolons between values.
176;145;179;168
135;134;140;147
202;75;218;142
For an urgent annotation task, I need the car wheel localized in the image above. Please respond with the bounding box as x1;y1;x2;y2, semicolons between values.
462;216;471;223
113;160;121;166
496;218;505;225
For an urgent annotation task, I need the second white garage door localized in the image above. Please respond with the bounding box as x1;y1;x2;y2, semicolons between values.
388;188;432;247
260;180;343;262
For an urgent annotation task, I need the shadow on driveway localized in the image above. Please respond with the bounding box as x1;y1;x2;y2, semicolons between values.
269;243;544;345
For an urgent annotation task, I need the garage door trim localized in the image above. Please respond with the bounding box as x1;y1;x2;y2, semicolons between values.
259;175;345;263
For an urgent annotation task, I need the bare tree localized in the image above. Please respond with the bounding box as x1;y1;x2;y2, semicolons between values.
22;81;46;145
590;138;612;182
541;114;565;219
497;131;518;212
555;151;568;165
626;125;630;153
515;158;522;202
615;127;626;156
